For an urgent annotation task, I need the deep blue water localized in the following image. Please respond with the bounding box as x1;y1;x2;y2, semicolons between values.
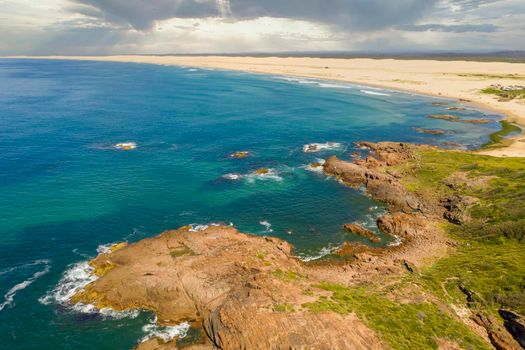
0;59;501;349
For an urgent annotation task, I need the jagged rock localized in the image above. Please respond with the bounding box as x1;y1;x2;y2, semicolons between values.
324;155;423;213
376;213;425;239
472;312;522;350
343;224;381;243
499;310;525;348
72;225;385;350
442;195;479;225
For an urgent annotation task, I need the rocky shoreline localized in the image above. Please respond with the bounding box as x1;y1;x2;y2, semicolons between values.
69;142;524;350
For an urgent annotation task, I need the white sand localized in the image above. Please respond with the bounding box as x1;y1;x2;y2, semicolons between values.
11;55;525;156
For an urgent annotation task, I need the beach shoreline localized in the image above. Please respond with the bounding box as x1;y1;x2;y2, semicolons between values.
5;55;525;155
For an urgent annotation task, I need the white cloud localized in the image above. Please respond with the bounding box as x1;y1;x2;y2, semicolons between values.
0;0;523;55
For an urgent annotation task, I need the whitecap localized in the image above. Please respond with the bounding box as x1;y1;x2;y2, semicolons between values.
303;142;342;153
299;246;338;262
244;169;283;183
114;142;137;150
259;220;273;233
0;260;51;312
360;90;391;96
38;261;96;307
39;259;140;319
222;173;242;180
303;159;325;173
188;222;226;232
187;68;198;72
141;316;190;343
318;82;352;89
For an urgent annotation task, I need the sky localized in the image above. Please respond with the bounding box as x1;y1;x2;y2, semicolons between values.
0;0;524;55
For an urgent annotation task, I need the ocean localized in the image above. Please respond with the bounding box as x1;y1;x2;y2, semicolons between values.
0;58;501;349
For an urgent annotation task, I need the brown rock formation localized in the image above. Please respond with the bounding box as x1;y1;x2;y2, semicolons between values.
230;151;250;159
500;310;525;349
73;225;385;350
471;312;523;350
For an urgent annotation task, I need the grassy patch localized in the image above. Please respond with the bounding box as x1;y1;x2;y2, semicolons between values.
483;121;522;148
421;239;525;315
396;149;525;317
399;150;525;223
255;251;267;260
273;303;295;312
481;87;525;100
170;246;194;258
272;269;302;282
303;283;489;350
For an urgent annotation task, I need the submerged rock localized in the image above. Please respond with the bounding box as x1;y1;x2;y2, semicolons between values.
230;151;250;159
428;115;460;122
343;223;381;243
415;128;446;135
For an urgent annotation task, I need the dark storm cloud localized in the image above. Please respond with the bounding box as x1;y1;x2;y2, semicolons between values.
397;23;498;32
70;0;219;30
71;0;440;31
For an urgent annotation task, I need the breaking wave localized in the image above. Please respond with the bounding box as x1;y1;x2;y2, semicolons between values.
39;245;139;319
0;259;51;312
360;90;391;96
141;316;190;343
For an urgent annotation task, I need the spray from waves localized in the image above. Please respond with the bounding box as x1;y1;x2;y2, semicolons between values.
0;259;51;312
141;316;190;343
303;142;343;153
39;246;139;319
222;169;283;183
303;158;326;173
259;220;273;233
298;245;339;262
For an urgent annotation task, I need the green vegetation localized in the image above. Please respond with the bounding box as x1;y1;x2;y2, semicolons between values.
483;121;522;148
304;283;489;350
255;251;267;259
460;73;525;80
170;245;194;258
481;87;525;100
272;269;303;282
398;150;525;315
273;303;295;312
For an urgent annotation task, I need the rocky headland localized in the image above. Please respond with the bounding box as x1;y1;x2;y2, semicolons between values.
70;141;525;350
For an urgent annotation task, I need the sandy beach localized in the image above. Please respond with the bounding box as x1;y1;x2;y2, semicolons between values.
14;55;525;156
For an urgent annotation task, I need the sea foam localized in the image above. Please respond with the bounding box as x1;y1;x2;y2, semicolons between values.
360;90;391;96
39;245;139;319
141;317;190;343
0;259;51;312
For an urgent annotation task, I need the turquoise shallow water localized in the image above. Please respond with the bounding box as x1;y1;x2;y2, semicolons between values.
0;59;501;349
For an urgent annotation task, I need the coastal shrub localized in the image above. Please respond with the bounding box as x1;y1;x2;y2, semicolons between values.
303;283;489;350
462;219;525;243
272;269;302;282
481;87;525;100
273;303;295;312
421;240;525;316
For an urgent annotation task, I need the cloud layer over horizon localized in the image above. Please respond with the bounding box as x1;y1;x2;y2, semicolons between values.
1;0;524;55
